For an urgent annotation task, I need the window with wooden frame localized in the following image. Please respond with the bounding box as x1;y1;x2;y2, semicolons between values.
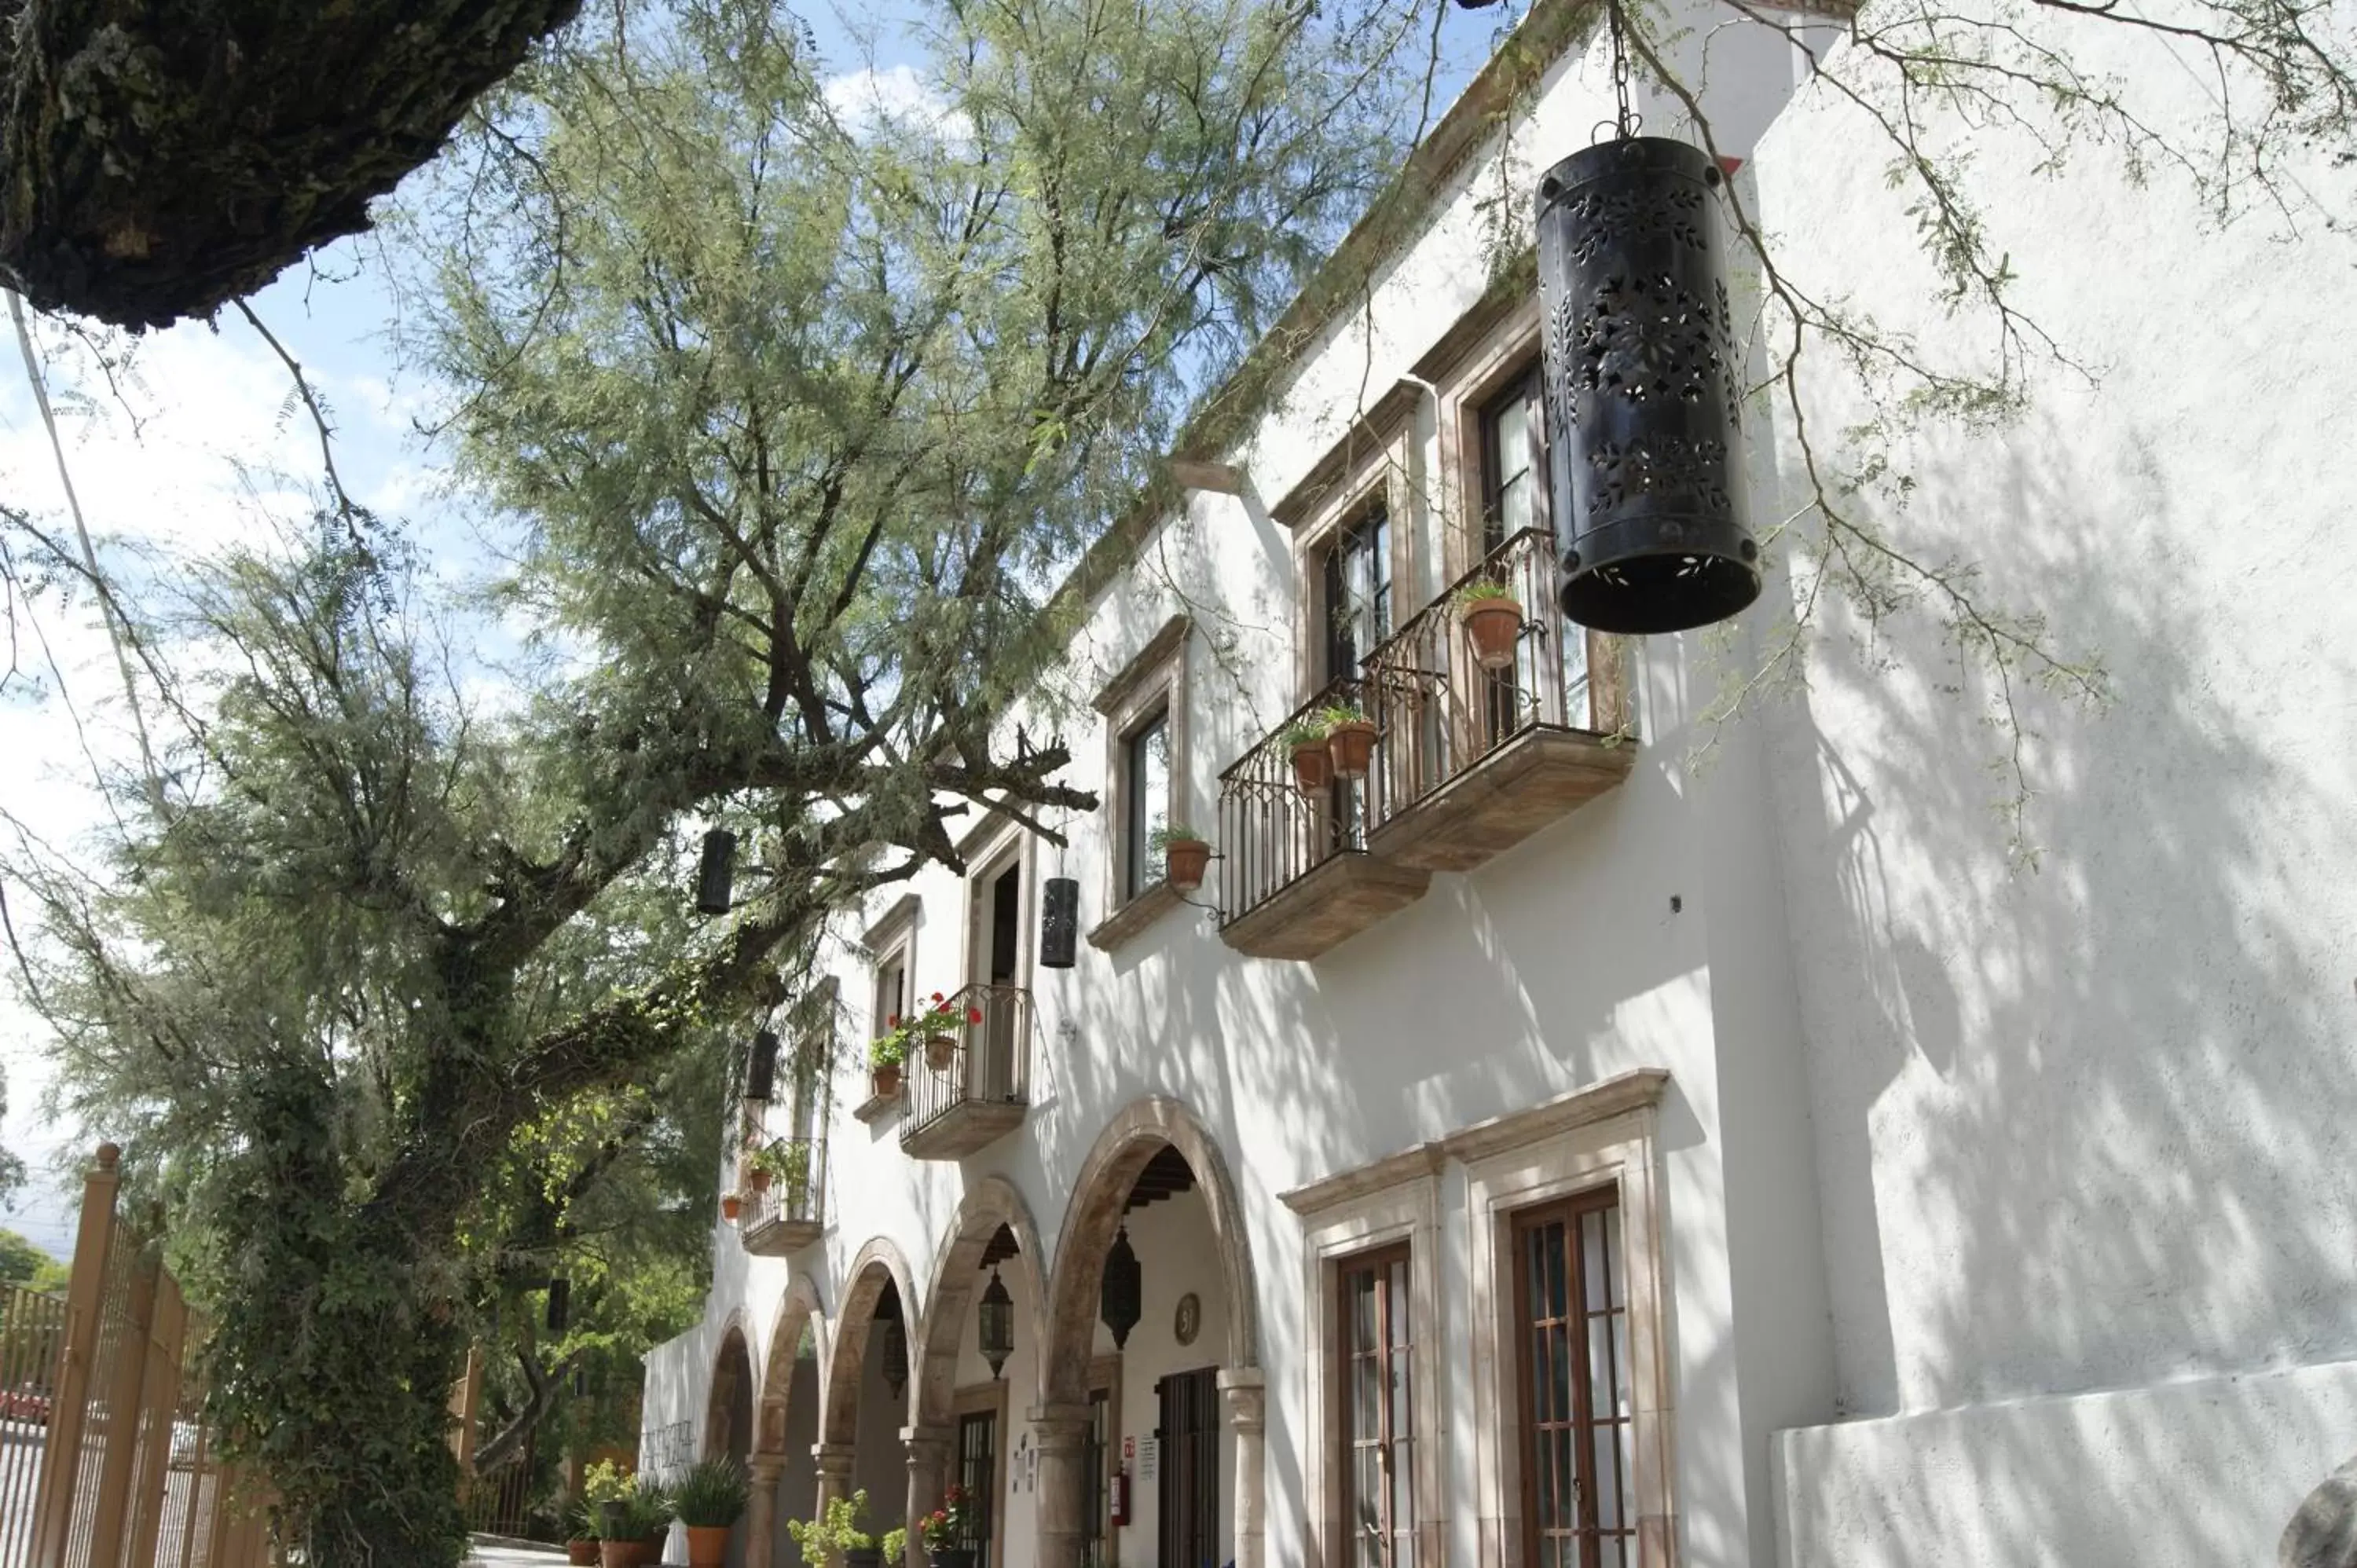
1322;506;1395;683
955;1383;1009;1568
1083;1354;1122;1568
1478;363;1549;558
1338;1244;1417;1568
1088;616;1190;952
866;900;918;1046
1512;1189;1633;1568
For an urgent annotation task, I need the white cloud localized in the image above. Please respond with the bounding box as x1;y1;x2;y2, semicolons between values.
822;63;971;144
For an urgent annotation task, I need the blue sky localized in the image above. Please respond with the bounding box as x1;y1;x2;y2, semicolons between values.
0;0;1520;1258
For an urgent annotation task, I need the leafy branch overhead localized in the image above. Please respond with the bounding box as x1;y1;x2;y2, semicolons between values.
0;1;1455;1562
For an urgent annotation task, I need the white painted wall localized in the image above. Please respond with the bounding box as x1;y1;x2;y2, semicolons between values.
645;0;2357;1563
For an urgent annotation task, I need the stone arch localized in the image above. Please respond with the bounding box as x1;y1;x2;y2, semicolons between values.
1039;1094;1259;1406
910;1174;1051;1431
704;1318;756;1464
756;1272;829;1456
819;1236;920;1449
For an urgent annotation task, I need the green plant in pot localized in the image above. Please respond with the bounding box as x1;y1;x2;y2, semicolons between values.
563;1497;599;1566
868;1028;906;1101
1320;703;1378;780
629;1483;675;1566
747;1141;811;1209
1453;576;1523;671
1280;713;1334;792
1151;823;1211;893
673;1458;750;1568
786;1489;886;1568
918;1483;979;1568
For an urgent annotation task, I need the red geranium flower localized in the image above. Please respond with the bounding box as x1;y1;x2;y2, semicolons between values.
931;991;944;1003
887;1013;900;1028
966;1006;984;1024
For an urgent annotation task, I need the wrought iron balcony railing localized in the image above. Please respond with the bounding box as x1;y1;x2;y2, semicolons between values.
1215;675;1378;929
1362;526;1600;820
901;982;1033;1158
742;1134;826;1254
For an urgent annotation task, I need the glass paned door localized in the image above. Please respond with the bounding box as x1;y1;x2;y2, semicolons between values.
1156;1367;1219;1568
958;1408;998;1568
1340;1246;1415;1568
1513;1190;1633;1568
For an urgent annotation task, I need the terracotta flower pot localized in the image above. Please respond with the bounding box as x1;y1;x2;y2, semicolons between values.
871;1063;902;1101
1325;719;1378;780
567;1541;599;1566
1289;741;1332;792
844;1549;885;1568
633;1538;665;1567
747;1167;772;1193
1164;837;1211;892
598;1542;634;1568
685;1524;732;1568
1459;596;1523;671
720;1192;742;1222
924;1032;959;1071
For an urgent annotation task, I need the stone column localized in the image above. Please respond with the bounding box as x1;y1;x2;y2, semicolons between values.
1028;1402;1094;1568
901;1426;952;1568
1220;1368;1267;1568
812;1442;858;1527
743;1454;785;1568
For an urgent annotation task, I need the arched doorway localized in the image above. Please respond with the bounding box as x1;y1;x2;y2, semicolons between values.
705;1324;757;1568
744;1275;827;1568
819;1240;920;1556
1039;1098;1263;1568
906;1177;1051;1568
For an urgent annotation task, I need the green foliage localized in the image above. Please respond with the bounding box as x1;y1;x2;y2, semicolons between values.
786;1491;878;1558
882;1527;907;1563
671;1457;750;1529
0;1228;57;1289
867;1031;907;1071
0;1;1450;1563
1452;577;1516;607
1149;823;1204;849
0;1072;21;1201
746;1141;809;1199
1319;704;1372;729
1278;716;1333;748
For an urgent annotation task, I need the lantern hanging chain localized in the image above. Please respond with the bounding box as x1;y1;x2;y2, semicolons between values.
1606;0;1639;140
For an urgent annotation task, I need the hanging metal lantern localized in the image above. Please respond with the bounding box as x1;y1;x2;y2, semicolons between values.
1537;136;1760;635
1041;877;1079;969
545;1277;570;1335
977;1266;1014;1379
880;1313;909;1397
695;828;738;915
746;1029;780;1105
1099;1225;1142;1350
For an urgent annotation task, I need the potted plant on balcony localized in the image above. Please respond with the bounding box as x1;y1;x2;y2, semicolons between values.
918;1484;978;1568
1321;703;1378;780
1281;714;1334;791
1153;823;1211;892
869;1027;907;1101
1453;577;1523;670
673;1457;750;1568
786;1490;885;1568
916;992;966;1071
749;1141;812;1213
720;1190;742;1222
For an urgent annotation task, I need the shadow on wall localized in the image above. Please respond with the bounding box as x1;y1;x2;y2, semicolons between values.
1765;412;2357;1554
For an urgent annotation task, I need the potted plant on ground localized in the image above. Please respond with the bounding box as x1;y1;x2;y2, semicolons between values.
1321;703;1378;779
786;1489;886;1568
628;1482;674;1568
673;1457;750;1568
1453;577;1523;670
869;1028;906;1101
563;1497;599;1566
1281;714;1334;791
882;1528;907;1567
917;1483;978;1568
1153;824;1211;892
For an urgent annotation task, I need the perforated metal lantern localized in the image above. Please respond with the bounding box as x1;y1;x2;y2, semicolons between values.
1100;1225;1142;1350
1537;137;1760;635
1041;876;1080;970
695;827;738;915
746;1029;780;1105
978;1266;1015;1379
545;1276;570;1335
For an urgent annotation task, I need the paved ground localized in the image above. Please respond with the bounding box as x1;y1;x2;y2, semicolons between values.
467;1540;574;1566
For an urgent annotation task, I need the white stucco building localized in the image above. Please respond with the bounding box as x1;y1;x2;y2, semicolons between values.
639;2;2357;1565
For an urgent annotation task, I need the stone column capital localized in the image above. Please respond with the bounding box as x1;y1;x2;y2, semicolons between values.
1219;1366;1266;1431
900;1423;954;1461
748;1453;786;1484
812;1441;858;1478
1026;1402;1093;1453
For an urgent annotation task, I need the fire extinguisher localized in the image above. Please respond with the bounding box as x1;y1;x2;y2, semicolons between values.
1109;1467;1131;1527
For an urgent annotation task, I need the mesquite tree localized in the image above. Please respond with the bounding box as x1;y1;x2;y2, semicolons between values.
1;1;1441;1562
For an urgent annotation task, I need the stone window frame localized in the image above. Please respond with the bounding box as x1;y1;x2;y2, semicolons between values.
1271;382;1424;706
1087;1353;1124;1568
1087;614;1192;952
955;1379;1012;1566
1280;1145;1447;1568
1416;289;1631;737
1457;1070;1675;1568
956;814;1039;994
863;893;922;1047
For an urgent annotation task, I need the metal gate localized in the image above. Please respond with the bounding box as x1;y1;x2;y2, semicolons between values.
1154;1368;1218;1568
